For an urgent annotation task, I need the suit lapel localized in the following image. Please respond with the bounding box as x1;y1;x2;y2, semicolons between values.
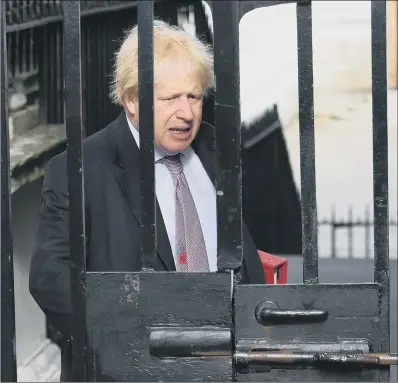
111;113;175;271
191;121;216;185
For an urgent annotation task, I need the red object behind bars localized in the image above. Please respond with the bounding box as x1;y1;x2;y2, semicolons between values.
258;250;288;284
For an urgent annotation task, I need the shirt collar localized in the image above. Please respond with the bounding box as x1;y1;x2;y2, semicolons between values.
125;113;192;162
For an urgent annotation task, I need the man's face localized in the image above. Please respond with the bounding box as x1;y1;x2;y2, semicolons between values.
126;52;204;153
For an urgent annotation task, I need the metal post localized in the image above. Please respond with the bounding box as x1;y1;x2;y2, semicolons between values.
212;1;243;276
331;205;336;258
296;0;318;283
137;1;156;271
348;206;353;259
365;205;371;259
63;1;87;380
0;1;17;381
371;1;390;381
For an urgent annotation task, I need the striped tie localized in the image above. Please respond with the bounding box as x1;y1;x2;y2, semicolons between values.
161;154;210;272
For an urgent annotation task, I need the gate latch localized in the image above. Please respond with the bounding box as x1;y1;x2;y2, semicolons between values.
235;339;398;370
235;350;398;366
149;328;398;368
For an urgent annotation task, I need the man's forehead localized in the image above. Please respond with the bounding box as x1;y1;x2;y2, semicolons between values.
151;48;203;94
155;70;203;94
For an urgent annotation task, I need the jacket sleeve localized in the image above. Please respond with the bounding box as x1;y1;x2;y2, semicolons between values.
29;155;76;339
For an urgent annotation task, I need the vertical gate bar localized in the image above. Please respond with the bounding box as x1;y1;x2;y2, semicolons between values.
49;25;56;122
54;24;60;120
296;1;318;283
16;31;20;74
212;1;243;274
98;23;104;127
348;206;353;259
370;0;390;365
0;1;17;381
63;1;87;380
56;23;63;123
86;23;94;135
22;29;27;73
138;1;156;271
331;205;336;258
9;32;14;78
81;19;87;132
100;24;106;125
365;204;371;259
37;25;49;124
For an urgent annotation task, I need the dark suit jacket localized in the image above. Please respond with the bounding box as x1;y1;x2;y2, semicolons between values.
29;112;265;381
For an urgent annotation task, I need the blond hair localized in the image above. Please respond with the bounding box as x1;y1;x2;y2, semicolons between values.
110;19;214;106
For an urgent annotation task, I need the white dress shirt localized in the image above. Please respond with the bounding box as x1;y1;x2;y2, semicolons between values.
126;115;218;272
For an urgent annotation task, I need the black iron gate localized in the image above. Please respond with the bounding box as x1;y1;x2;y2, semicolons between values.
1;0;396;382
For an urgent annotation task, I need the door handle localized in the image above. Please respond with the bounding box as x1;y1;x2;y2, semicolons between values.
260;308;329;324
255;301;328;325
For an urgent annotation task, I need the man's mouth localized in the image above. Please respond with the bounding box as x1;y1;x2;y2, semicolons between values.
169;127;191;134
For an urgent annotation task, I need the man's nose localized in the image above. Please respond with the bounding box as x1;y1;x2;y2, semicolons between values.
176;97;193;121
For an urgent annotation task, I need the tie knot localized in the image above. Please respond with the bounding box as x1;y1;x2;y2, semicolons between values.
161;154;183;176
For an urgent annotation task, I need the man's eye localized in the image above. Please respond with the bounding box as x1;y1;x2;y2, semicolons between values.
189;94;201;100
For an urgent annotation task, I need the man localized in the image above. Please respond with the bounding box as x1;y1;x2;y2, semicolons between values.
29;20;265;380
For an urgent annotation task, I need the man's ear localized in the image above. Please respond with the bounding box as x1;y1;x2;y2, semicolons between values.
124;96;138;117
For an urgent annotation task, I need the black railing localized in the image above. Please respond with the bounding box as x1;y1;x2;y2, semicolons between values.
6;0;212;135
5;0;141;32
5;1;141;128
318;205;397;260
5;0;62;31
7;27;38;110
